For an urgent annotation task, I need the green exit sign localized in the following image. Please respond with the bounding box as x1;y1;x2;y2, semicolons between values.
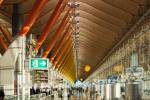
30;58;49;69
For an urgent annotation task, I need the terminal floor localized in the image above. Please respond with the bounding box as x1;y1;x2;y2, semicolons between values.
51;93;99;100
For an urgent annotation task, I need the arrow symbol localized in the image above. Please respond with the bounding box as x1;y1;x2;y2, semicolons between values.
40;61;46;66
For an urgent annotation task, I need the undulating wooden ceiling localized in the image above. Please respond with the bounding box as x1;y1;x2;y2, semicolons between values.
0;0;149;81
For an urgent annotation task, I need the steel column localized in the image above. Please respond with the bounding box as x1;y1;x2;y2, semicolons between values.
35;0;69;51
42;9;71;58
18;0;48;36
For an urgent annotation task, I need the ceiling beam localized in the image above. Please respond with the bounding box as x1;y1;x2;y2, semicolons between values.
78;1;132;23
53;41;72;70
18;0;48;36
0;34;8;51
0;24;12;43
41;9;71;58
80;28;116;42
78;3;127;25
35;0;69;51
79;10;125;29
79;37;109;49
61;55;74;73
80;23;119;39
79;40;108;49
80;33;113;46
56;47;73;71
3;0;26;4
102;0;139;15
79;16;122;34
80;18;120;36
131;0;147;5
60;54;73;73
50;26;71;62
59;52;73;73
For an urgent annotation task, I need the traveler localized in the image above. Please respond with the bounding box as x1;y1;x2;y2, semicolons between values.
0;86;5;100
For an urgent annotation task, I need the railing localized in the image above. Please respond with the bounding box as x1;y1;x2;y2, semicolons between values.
5;93;53;100
30;93;54;100
30;93;46;99
5;95;29;100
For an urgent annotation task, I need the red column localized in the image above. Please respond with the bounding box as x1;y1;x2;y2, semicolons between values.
18;0;48;36
53;36;72;68
42;8;71;58
0;25;13;43
50;25;71;61
35;0;69;51
59;51;72;73
0;0;3;5
56;46;72;71
0;35;8;51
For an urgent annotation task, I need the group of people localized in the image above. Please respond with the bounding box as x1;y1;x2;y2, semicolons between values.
30;87;51;96
30;87;39;95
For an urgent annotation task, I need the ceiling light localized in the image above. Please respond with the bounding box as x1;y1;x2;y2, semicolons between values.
67;2;80;8
80;78;83;81
84;65;91;72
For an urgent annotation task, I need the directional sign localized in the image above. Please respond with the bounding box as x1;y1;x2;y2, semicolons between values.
125;66;143;74
125;66;144;79
30;58;49;69
97;80;106;85
107;75;118;84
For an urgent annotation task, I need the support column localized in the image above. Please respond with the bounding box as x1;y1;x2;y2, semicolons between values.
12;4;23;37
12;3;22;99
15;36;26;100
12;4;27;100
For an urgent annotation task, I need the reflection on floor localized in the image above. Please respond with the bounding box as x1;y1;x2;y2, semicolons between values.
52;93;99;100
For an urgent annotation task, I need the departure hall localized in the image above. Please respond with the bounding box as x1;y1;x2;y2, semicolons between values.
0;0;150;100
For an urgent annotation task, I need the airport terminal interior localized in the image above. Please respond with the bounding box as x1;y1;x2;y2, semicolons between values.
0;0;150;100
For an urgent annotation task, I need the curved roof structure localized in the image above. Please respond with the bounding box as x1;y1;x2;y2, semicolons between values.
0;0;149;81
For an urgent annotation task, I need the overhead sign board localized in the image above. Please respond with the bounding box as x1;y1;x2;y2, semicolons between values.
30;58;49;69
125;66;143;79
97;80;106;85
107;75;118;84
125;66;143;74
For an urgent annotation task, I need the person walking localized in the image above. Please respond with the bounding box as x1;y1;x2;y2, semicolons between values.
0;86;5;100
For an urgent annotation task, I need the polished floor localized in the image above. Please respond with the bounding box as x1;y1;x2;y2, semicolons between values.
53;92;100;100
